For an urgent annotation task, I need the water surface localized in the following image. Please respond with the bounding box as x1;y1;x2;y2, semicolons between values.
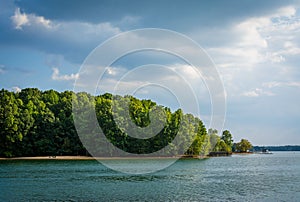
1;152;299;201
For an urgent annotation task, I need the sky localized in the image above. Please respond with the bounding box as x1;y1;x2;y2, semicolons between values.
1;0;300;145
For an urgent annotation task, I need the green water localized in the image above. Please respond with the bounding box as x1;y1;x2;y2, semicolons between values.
1;152;300;201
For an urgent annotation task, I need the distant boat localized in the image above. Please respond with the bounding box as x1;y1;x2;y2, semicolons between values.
259;148;273;154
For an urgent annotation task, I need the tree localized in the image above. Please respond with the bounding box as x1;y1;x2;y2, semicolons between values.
209;133;219;152
236;139;253;152
221;130;233;152
209;130;233;153
221;130;233;147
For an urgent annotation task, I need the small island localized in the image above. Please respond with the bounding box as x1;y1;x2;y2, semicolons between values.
0;88;252;159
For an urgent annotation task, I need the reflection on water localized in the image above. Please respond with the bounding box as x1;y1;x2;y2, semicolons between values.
0;152;300;201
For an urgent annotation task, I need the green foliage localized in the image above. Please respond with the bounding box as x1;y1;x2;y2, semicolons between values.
209;129;234;153
221;130;233;147
0;88;248;158
235;139;253;152
221;130;233;152
0;88;86;157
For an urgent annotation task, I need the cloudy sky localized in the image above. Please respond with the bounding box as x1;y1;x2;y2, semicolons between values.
1;0;300;145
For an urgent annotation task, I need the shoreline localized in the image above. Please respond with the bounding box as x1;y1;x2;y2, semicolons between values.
0;156;95;160
0;155;210;161
232;152;253;155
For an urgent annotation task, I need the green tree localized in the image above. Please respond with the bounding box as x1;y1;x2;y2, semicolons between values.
221;130;233;152
221;130;233;147
236;139;253;152
0;89;23;157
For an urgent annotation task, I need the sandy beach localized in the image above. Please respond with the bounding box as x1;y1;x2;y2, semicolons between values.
0;156;95;160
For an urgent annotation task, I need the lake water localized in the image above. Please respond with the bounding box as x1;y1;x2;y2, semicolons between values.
1;152;300;201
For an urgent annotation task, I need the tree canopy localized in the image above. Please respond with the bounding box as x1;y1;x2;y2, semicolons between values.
0;88;250;157
235;139;253;152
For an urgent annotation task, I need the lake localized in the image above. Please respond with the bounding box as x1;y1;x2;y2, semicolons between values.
1;152;299;201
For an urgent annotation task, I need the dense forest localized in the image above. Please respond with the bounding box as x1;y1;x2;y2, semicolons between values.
0;88;248;158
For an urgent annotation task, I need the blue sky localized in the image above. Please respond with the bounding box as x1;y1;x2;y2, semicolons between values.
1;0;300;145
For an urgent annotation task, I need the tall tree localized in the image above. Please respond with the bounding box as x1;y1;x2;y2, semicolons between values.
221;130;233;152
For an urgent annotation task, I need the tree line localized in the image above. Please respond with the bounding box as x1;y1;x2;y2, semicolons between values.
0;88;252;157
253;145;300;151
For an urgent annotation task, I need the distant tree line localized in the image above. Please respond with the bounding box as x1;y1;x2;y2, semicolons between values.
0;88;252;157
253;146;300;152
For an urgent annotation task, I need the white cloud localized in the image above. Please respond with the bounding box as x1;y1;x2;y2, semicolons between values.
203;5;300;99
265;52;286;63
209;5;300;66
168;64;201;80
10;7;121;55
242;88;275;97
12;86;21;93
276;6;296;18
242;90;259;97
10;7;120;35
11;8;52;30
34;15;52;29
10;7;120;34
10;8;29;29
105;66;127;76
51;67;79;81
235;17;269;49
263;81;300;88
